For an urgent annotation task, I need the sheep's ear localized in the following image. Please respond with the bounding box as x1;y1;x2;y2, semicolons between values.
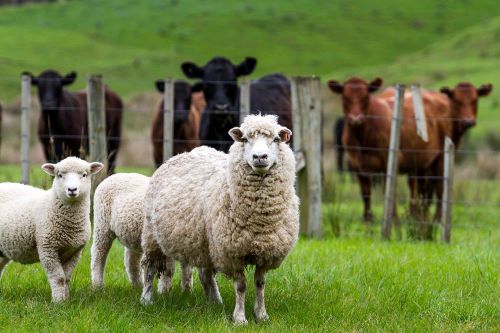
89;162;104;175
228;127;244;142
41;163;56;176
279;128;292;143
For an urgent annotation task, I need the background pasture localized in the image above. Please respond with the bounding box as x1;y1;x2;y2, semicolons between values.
0;0;499;331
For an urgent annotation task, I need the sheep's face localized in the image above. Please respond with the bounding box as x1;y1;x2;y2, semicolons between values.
42;157;104;202
229;125;292;175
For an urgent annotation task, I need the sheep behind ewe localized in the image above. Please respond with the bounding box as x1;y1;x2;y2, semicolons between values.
0;157;103;302
142;114;299;324
91;173;193;292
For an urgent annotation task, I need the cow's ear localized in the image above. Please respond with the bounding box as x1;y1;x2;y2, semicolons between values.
228;127;244;142
440;87;453;98
327;80;343;94
191;82;204;93
181;62;204;78
477;83;493;97
155;80;165;92
22;71;37;85
62;71;77;86
235;57;257;77
368;77;383;93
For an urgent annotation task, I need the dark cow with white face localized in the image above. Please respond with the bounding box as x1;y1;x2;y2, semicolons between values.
181;56;292;152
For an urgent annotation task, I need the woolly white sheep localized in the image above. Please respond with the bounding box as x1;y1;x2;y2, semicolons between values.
142;114;299;324
91;173;193;292
0;157;103;302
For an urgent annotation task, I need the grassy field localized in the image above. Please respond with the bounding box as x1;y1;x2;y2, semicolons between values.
0;166;498;332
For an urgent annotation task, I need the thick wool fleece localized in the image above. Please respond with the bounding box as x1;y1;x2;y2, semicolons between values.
0;157;94;302
144;117;299;278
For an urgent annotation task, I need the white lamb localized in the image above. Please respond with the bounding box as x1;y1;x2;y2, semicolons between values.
142;114;299;324
91;173;193;292
0;157;103;302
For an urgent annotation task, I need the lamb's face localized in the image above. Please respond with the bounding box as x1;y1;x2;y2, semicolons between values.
229;124;292;175
42;157;104;202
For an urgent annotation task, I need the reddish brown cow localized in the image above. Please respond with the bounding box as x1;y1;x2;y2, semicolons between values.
151;81;206;168
328;77;451;229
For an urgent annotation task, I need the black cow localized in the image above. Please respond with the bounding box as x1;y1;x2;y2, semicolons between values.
23;70;123;174
181;56;292;152
334;117;345;172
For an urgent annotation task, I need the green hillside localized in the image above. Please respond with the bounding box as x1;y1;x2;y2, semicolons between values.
1;0;500;100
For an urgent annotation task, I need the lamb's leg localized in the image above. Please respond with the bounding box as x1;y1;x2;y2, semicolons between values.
140;253;155;305
0;257;10;279
39;250;68;303
198;267;222;304
90;227;115;289
181;262;193;292
157;257;175;295
253;266;269;322
232;270;248;325
124;248;142;288
62;249;83;299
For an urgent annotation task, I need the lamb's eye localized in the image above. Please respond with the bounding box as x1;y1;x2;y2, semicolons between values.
58;173;63;178
82;172;87;178
273;137;280;143
242;138;248;143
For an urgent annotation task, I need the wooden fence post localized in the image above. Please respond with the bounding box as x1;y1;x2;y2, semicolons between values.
291;76;323;238
87;75;107;191
382;84;405;240
239;80;250;124
411;84;428;142
20;74;31;185
162;78;174;162
441;137;455;243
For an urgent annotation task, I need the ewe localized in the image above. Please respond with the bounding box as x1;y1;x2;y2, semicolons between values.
142;114;299;324
0;157;103;302
91;173;193;292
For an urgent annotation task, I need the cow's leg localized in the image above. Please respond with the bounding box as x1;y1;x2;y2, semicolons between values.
358;174;373;222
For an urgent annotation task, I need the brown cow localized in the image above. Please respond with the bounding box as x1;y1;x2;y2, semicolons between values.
328;77;451;233
151;81;206;168
23;70;123;175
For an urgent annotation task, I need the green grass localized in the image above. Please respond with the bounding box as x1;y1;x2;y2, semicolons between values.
1;0;500;99
0;165;498;331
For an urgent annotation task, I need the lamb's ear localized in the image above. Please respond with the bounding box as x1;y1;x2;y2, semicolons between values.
440;87;453;98
155;80;165;92
228;127;244;142
477;83;493;97
62;71;77;86
279;128;292;143
89;162;104;175
41;163;56;176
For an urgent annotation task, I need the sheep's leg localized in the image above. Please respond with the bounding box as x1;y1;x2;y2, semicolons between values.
157;257;175;295
39;250;68;303
140;254;155;305
181;262;193;292
253;266;269;322
0;257;10;279
232;270;248;325
62;249;83;299
124;248;142;288
90;228;115;289
198;267;222;304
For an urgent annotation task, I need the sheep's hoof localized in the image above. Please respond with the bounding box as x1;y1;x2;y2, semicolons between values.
253;309;269;322
233;315;248;325
52;294;68;303
140;295;153;306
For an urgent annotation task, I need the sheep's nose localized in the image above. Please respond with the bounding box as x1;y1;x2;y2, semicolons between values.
253;154;268;160
67;187;78;196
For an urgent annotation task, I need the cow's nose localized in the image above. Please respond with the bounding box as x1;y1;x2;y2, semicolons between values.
348;114;363;125
215;103;229;111
463;119;476;128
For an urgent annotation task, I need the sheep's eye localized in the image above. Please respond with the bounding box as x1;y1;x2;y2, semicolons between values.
82;172;87;178
242;138;248;143
273;137;280;143
58;173;63;178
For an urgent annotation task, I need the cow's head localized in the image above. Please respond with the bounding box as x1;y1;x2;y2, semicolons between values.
181;56;257;114
328;77;383;126
155;80;192;125
22;70;77;110
440;82;493;134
